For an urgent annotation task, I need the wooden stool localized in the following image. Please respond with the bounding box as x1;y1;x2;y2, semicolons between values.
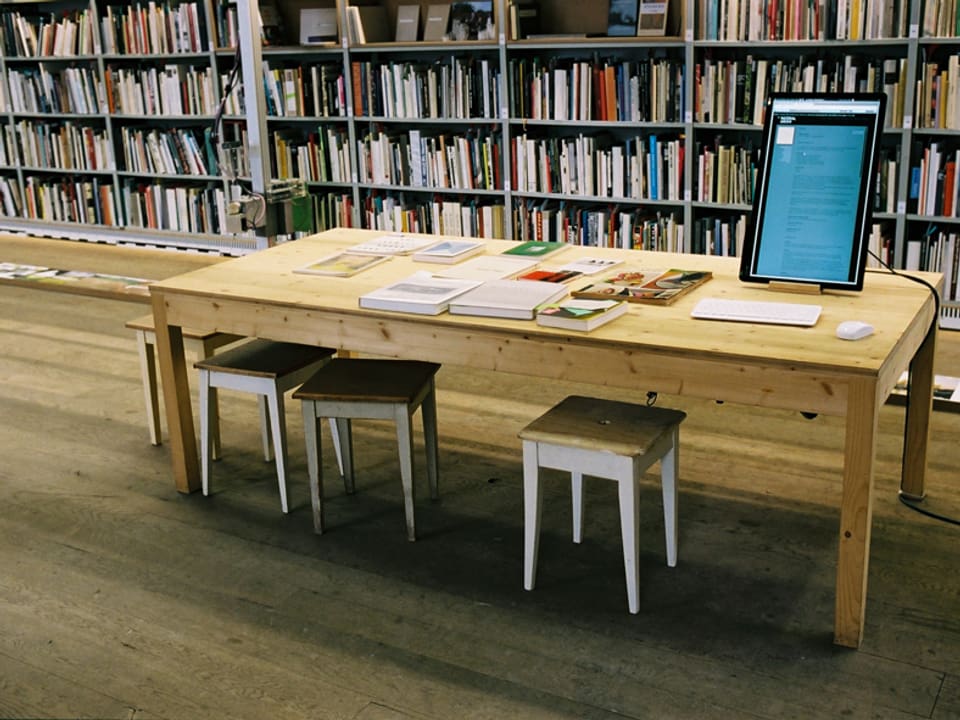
293;358;441;541
125;314;242;453
195;339;337;513
518;395;686;614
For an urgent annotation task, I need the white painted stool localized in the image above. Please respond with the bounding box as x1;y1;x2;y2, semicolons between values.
125;313;242;454
195;339;338;513
294;358;441;541
518;395;686;614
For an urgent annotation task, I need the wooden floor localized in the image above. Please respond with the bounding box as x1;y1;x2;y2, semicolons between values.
1;283;958;720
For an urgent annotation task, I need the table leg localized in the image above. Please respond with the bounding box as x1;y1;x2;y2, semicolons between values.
151;291;200;493
834;380;879;648
901;324;937;500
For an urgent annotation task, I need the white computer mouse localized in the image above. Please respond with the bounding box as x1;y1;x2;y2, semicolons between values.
836;320;875;340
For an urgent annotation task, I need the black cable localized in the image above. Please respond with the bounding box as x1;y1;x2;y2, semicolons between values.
898;494;960;526
211;44;243;178
869;246;959;526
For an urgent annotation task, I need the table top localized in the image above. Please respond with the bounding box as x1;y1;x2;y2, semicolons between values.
151;229;939;409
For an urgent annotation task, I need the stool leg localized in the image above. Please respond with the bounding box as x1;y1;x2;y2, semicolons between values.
335;418;354;494
571;471;584;544
619;466;641;614
302;401;325;534
327;418;344;476
394;405;417;542
135;331;162;446
199;369;213;497
661;427;679;567
522;440;542;591
208;386;222;461
266;388;290;514
258;395;272;462
422;382;440;501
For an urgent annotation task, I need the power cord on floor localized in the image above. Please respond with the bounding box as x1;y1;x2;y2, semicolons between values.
870;246;959;526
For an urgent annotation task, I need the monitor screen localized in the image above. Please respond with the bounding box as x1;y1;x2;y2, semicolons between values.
739;93;886;291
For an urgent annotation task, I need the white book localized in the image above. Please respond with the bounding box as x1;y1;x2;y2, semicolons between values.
448;279;570;320
436;254;537;280
350;232;437;255
359;272;481;315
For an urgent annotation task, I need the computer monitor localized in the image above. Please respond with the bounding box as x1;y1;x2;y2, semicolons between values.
739;92;886;292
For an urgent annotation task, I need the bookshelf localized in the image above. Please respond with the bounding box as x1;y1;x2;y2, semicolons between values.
0;0;258;253
0;0;958;325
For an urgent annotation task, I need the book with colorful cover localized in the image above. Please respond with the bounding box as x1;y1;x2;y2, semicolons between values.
517;268;583;283
294;251;390;277
536;298;629;331
501;240;568;259
571;268;712;305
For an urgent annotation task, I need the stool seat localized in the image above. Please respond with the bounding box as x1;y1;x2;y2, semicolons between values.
518;395;687;457
195;339;336;378
125;313;242;450
294;358;442;403
294;359;441;541
520;395;686;614
195;339;337;514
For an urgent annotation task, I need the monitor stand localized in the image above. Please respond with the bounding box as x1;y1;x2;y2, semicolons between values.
767;280;823;295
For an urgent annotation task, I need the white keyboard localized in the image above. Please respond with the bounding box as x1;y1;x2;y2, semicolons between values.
691;297;822;326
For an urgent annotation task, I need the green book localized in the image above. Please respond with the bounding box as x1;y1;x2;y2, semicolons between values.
501;241;567;258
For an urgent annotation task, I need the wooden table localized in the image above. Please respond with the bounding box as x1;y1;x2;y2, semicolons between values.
150;228;940;648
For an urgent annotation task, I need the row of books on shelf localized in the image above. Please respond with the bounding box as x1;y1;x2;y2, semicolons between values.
696;0;909;41
911;142;960;217
272;128;351;184
695;55;905;127
361;194;506;239
509;57;685;123
357;129;502;191
511;133;683;201
0;174;244;236
99;3;207;56
921;0;960;38
694;143;756;206
0;8;100;58
105;65;225;117
120;126;216;177
4;66;104;115
905;230;960;301
916;55;960;130
513;202;684;251
263;62;346;119
0;3;206;57
351;58;502;120
2;120;114;173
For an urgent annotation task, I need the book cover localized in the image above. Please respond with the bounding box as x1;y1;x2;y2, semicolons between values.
448;279;570;320
572;269;713;305
359;272;481;315
501;240;568;259
294;252;390;277
449;0;495;40
517;268;583;283
607;0;639;36
423;4;451;41
412;239;485;264
395;4;421;41
436;255;538;280
536;298;629;331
